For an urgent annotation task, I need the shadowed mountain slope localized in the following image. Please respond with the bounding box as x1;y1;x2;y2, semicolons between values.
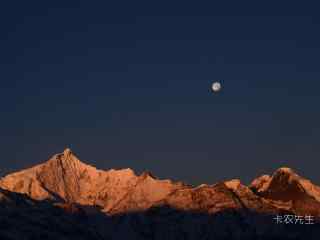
1;149;320;239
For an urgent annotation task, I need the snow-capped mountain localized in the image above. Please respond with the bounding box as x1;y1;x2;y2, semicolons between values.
1;149;320;217
250;167;320;216
0;148;184;214
1;149;320;239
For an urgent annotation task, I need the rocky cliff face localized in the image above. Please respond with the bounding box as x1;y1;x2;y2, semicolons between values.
0;148;184;214
249;167;320;216
1;149;320;239
1;149;320;217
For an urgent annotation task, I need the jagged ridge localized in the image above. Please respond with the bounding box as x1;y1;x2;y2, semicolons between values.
1;149;320;217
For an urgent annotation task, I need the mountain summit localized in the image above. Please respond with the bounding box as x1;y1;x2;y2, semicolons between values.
1;150;320;239
250;167;320;216
1;150;320;217
0;148;97;203
250;167;320;202
0;148;183;213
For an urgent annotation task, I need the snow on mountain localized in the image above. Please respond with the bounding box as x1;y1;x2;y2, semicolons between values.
0;148;184;214
108;171;185;214
157;183;240;213
249;167;320;216
250;174;272;193
251;167;320;202
1;151;320;239
1;150;320;218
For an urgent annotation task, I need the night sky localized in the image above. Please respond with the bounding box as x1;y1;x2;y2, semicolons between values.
1;1;320;185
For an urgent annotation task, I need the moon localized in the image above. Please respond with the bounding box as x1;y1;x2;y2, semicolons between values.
211;82;222;92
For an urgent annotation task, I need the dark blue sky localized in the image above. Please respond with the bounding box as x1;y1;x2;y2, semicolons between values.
1;1;320;185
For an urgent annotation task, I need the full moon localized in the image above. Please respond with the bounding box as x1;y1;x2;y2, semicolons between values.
211;81;222;92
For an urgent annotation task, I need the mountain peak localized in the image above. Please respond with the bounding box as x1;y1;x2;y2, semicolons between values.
48;148;88;172
274;167;296;176
271;167;302;185
140;171;157;179
2;149;320;219
63;148;72;157
250;174;271;193
54;148;78;162
224;179;241;191
250;167;300;194
0;148;95;203
250;167;320;204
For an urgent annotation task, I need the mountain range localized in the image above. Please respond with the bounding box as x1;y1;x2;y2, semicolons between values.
0;148;319;239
